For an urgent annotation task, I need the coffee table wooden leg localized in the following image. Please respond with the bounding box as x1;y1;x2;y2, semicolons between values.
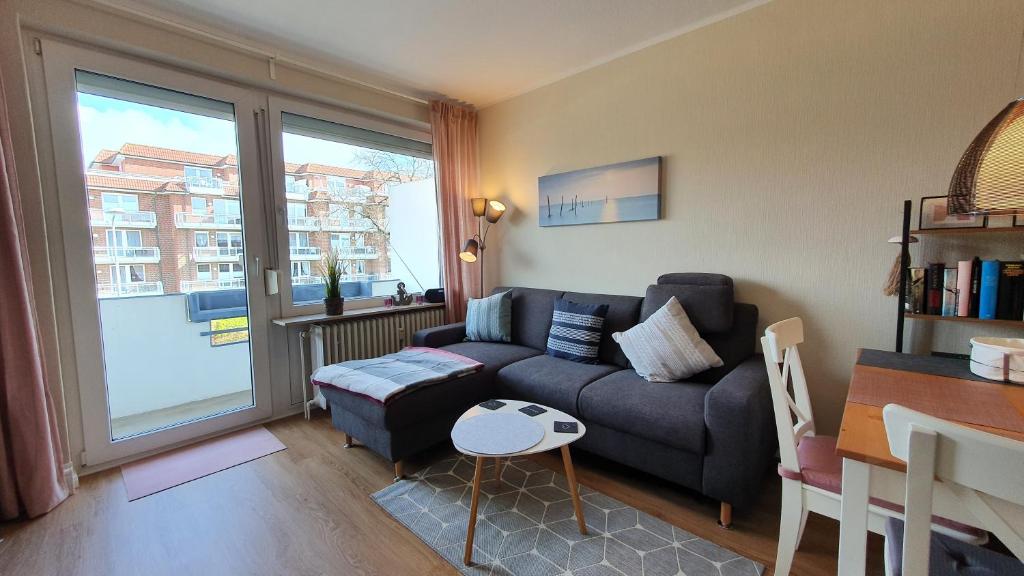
561;445;588;535
464;456;485;565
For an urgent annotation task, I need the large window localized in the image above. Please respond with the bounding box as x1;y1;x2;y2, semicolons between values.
279;110;439;307
101;192;139;212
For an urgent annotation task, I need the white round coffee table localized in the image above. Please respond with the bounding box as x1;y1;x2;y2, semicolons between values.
451;399;587;565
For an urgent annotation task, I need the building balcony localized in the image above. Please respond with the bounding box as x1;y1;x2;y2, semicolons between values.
89;208;157;228
289;246;321;260
336;246;378;259
97;281;163;298
175;212;242;229
184;176;228;195
290;275;322;285
287;216;320;231
180;278;246;292
192;246;244;262
93;246;161;264
320;217;374;232
285;183;310;201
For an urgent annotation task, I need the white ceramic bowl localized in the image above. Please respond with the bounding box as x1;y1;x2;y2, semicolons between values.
969;337;1024;384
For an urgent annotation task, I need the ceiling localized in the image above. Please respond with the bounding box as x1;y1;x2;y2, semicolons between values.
112;0;768;108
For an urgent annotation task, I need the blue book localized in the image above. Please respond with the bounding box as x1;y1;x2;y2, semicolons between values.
979;260;1000;320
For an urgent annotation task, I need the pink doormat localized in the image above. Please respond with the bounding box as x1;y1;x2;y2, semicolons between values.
121;426;286;501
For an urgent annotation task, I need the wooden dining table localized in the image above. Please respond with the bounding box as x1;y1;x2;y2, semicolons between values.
835;349;1024;576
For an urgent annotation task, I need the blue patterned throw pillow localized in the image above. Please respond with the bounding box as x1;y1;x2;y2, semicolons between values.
465;291;512;343
546;299;609;364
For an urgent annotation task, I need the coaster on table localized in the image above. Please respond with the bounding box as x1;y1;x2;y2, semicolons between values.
553;421;578;434
479;399;506;410
519;404;547;417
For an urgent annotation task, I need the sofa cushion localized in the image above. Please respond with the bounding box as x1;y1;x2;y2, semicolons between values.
641;280;734;334
440;342;542;375
466;290;512;343
578;370;710;454
613;297;723;382
564;291;643;367
494;287;565;350
496;354;618;416
546;298;608;364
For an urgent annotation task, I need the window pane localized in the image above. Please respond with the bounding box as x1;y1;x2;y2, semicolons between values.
281;113;439;305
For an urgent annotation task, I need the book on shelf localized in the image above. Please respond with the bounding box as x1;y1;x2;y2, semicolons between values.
941;268;958;317
979;260;1000;320
956;260;972;317
997;261;1024;320
969;256;982;317
905;267;926;314
926;262;945;315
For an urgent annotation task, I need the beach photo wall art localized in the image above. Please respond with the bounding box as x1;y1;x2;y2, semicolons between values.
538;156;662;227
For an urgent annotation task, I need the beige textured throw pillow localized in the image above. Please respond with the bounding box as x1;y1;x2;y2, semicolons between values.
612;296;723;382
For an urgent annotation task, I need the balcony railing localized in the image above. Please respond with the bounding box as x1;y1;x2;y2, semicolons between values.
184;176;227;194
336;246;379;259
290;275;322;285
287;216;320;230
288;246;321;260
97;281;163;298
320;217;374;231
89;208;157;228
285;182;309;201
175;212;242;229
192;246;244;262
93;246;161;264
180;278;246;292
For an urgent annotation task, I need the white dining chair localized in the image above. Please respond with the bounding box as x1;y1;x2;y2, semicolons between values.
883;404;1024;576
762;318;984;576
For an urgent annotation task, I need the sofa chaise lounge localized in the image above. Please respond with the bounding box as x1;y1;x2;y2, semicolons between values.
319;273;776;526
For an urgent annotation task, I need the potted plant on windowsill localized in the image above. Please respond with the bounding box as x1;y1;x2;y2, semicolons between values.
320;250;347;316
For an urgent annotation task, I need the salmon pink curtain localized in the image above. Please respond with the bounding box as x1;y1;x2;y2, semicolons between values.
0;69;69;519
431;100;480;322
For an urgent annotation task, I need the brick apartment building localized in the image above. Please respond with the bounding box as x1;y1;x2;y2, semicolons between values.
86;143;391;298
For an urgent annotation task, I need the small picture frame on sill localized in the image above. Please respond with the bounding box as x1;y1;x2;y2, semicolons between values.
919;196;985;230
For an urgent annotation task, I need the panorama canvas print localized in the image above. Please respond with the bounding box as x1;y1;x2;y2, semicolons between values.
538;156;661;227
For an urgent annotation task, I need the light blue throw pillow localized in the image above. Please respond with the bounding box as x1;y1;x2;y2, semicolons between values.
465;291;512;343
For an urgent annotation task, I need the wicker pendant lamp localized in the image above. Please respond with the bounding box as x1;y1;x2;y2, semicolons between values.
948;98;1024;215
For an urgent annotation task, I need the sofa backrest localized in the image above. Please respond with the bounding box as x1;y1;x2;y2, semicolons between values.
492;287;564;350
563;291;643;367
641;273;734;333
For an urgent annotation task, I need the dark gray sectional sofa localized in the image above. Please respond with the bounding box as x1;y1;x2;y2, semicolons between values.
319;273;776;526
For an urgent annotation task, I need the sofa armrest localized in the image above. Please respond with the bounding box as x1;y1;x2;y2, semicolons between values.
413;322;466;348
702;355;777;509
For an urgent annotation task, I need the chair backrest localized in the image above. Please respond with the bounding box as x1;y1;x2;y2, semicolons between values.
883;404;1024;576
760;317;815;475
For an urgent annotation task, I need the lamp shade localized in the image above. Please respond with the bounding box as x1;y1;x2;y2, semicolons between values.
470;197;488;217
948;98;1024;215
485;200;506;223
458;238;479;263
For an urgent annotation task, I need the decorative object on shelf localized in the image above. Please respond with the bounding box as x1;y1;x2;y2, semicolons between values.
393;282;414;306
424;287;445;303
906;268;926;313
538;156;661;227
920;196;984;230
941;267;959;317
458;197;506;298
969;337;1024;383
948;98;1024;216
884;234;918;296
319;249;347;316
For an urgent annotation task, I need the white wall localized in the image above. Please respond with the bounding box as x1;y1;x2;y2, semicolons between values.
479;0;1024;433
387;179;442;293
99;295;251;418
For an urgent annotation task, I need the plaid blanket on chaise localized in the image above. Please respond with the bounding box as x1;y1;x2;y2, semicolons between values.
311;347;483;404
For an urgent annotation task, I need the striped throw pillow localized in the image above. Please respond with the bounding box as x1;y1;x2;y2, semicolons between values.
612;296;723;381
546;299;609;364
465;291;512;343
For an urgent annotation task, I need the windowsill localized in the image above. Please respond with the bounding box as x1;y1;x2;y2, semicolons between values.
271;301;444;328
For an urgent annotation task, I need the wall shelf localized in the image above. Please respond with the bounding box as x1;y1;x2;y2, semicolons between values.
904;313;1024;330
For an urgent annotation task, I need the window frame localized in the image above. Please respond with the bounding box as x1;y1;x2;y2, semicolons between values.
266;95;434;317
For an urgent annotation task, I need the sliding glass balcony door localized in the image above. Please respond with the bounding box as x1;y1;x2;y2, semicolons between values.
40;40;272;465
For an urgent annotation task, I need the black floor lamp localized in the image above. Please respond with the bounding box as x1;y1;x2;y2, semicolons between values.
458;197;506;298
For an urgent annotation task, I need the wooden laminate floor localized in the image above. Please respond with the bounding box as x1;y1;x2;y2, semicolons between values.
0;413;884;576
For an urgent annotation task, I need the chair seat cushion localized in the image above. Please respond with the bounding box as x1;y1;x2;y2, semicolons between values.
778;435;985;539
886;518;1024;576
578;369;710;454
495;354;619;416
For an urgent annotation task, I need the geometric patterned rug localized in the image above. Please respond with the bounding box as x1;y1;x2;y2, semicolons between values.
372;454;765;576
